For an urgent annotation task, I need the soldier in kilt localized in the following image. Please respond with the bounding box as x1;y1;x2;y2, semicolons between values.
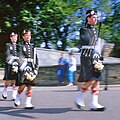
75;10;105;111
14;29;38;109
2;32;19;100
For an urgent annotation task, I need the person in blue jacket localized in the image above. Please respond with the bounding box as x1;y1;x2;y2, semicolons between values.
57;52;67;84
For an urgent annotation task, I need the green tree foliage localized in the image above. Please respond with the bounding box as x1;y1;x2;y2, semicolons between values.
0;0;119;51
0;0;92;49
104;1;120;43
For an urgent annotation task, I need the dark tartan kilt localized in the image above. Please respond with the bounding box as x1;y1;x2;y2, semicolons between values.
16;62;35;86
3;63;18;80
78;55;102;82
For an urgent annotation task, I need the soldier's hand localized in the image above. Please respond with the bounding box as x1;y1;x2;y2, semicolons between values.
34;70;38;75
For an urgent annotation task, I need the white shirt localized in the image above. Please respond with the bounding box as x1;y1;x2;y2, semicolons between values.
67;57;77;72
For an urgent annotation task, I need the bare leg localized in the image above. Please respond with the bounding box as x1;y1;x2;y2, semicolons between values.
12;80;19;100
18;84;26;94
4;80;11;87
82;80;96;90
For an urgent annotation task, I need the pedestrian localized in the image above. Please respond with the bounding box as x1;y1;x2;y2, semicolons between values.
67;52;76;86
57;52;67;84
75;10;105;111
2;32;19;101
14;29;38;109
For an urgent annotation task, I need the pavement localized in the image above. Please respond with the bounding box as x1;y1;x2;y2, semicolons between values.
0;85;120;120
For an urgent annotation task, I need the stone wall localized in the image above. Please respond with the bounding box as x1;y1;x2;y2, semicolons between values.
35;65;80;86
0;68;5;85
102;43;115;57
0;66;80;86
36;48;80;66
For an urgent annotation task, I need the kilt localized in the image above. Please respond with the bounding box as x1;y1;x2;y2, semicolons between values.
3;63;18;80
78;55;102;82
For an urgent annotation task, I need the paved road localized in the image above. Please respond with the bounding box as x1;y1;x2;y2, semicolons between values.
0;85;120;120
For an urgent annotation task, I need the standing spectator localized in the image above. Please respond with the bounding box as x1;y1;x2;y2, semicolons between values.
57;52;67;84
2;32;19;100
74;10;105;111
67;52;76;86
14;29;38;109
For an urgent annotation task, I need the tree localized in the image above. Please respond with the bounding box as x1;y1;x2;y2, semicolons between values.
0;0;119;57
0;0;92;50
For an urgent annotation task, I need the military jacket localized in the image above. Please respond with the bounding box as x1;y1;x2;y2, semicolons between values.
18;42;38;68
3;42;18;80
80;24;98;46
5;42;18;64
78;24;102;82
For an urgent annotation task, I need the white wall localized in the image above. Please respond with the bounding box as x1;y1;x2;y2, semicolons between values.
36;48;80;67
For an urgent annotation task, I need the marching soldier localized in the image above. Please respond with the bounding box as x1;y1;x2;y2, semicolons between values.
2;32;19;100
14;29;38;109
75;10;105;111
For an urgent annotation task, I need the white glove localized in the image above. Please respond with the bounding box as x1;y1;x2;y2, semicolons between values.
34;70;38;75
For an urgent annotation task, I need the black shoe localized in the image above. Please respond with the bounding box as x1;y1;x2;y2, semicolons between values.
14;102;19;107
2;94;7;99
90;107;106;111
25;106;34;109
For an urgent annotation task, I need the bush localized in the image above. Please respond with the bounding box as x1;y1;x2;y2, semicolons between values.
0;58;5;68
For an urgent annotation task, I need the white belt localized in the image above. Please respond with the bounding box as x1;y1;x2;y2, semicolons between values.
82;46;94;49
14;56;19;60
25;58;33;62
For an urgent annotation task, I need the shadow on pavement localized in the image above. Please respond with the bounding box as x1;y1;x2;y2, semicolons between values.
0;106;72;119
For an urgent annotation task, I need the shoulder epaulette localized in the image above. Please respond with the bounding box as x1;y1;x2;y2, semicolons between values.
6;43;11;46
